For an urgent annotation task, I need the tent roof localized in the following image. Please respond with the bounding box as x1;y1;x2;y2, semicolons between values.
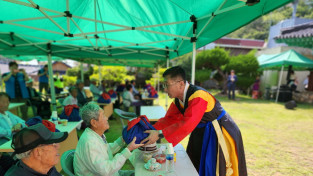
0;0;292;67
258;49;313;70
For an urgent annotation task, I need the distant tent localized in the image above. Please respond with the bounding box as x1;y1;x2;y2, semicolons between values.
258;49;313;69
257;50;313;102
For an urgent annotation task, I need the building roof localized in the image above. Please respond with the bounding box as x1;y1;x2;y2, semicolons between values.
276;21;313;39
275;21;313;48
214;37;265;48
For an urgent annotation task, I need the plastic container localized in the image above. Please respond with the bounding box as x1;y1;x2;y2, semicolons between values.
51;111;58;125
166;154;174;172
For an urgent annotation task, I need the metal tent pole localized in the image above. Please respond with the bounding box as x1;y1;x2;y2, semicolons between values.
47;53;57;111
191;38;196;84
165;58;169;110
275;65;284;103
80;63;84;82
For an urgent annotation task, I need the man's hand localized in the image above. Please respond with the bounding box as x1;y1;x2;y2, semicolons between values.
127;137;144;152
140;130;159;145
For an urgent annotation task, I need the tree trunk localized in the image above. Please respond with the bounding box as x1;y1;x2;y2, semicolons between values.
217;68;227;94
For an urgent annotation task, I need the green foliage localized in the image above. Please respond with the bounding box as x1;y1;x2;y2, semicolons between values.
172;52;192;81
66;67;80;76
236;76;255;91
63;75;77;87
90;66;134;84
196;47;230;69
225;51;259;75
227;0;313;40
195;69;211;83
225;50;260;91
146;68;166;87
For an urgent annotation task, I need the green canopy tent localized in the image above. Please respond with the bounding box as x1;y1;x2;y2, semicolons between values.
258;49;313;102
0;0;293;110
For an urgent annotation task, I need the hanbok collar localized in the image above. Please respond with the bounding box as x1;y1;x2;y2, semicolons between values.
179;81;189;106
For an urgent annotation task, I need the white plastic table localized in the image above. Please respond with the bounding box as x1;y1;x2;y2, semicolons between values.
140;106;166;121
8;102;25;116
0;120;83;172
130;144;199;176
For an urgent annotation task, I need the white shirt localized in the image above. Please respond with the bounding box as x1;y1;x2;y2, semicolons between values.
90;83;102;99
178;81;190;107
73;128;131;176
63;95;78;106
122;91;139;107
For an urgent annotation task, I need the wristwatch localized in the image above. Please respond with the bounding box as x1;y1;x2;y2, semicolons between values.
158;130;164;138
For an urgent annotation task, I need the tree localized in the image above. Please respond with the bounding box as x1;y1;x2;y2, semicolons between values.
225;50;260;93
196;47;230;93
172;53;192;82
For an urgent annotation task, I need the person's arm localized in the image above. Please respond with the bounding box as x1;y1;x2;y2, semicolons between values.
38;69;46;77
8;111;26;128
144;90;213;146
0;120;13;138
80;138;132;175
62;96;70;106
2;72;12;82
109;136;125;154
129;92;138;103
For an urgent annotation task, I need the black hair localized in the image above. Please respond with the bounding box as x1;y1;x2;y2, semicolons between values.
44;65;48;68
130;80;135;84
9;61;18;68
163;66;186;82
69;86;78;93
126;84;132;91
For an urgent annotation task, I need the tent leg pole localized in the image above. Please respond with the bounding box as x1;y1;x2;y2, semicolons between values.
98;66;102;82
0;69;2;92
165;58;169;110
47;54;57;111
80;63;84;82
191;38;196;85
275;66;284;103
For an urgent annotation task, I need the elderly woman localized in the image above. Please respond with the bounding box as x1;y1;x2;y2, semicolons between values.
74;102;143;176
0;92;26;145
62;86;78;106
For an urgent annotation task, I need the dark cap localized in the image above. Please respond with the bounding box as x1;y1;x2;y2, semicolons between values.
11;123;68;154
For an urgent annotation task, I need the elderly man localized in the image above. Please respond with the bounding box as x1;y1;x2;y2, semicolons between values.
5;123;68;176
141;66;247;176
74;102;143;176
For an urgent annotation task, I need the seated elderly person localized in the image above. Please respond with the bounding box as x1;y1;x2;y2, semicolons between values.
5;123;68;176
0;92;26;145
89;78;102;99
63;86;78;106
122;84;143;115
74;102;143;176
76;80;88;107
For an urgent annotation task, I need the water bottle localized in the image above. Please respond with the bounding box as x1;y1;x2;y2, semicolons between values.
51;111;58;125
166;143;175;173
166;153;174;172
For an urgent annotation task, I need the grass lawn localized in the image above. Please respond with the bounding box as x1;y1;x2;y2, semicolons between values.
40;90;312;175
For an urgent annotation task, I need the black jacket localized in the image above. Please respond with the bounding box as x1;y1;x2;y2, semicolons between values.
5;161;61;176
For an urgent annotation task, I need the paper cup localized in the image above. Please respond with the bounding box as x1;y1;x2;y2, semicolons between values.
61;119;68;126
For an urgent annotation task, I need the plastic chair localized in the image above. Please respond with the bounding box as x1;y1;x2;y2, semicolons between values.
113;108;137;129
61;149;75;176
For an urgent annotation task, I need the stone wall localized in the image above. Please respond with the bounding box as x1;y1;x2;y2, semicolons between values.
293;91;313;104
